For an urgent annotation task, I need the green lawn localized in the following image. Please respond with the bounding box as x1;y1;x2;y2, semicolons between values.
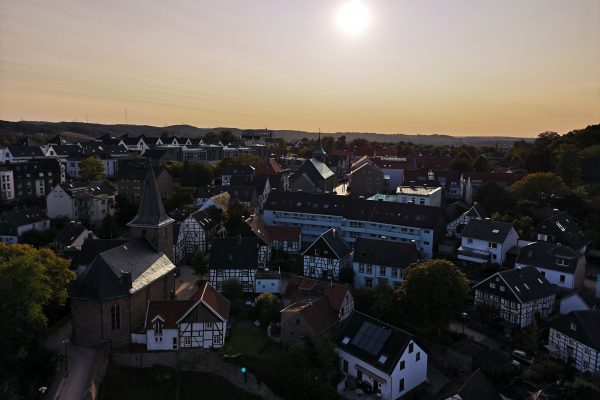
226;319;284;357
98;363;263;400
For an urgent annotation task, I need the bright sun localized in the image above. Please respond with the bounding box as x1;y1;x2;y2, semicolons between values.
336;0;370;36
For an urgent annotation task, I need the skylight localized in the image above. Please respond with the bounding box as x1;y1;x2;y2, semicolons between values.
523;283;530;290
492;229;500;234
378;355;388;364
342;337;350;345
537;278;543;284
515;286;520;292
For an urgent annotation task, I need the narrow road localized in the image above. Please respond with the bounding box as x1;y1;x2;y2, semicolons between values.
448;322;503;349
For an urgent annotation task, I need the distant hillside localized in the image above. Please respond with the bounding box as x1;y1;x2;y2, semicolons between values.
0;120;544;147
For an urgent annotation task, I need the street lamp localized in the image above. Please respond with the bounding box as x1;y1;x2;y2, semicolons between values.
241;367;247;383
61;339;70;377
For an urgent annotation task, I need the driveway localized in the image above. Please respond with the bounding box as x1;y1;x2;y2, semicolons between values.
448;322;503;349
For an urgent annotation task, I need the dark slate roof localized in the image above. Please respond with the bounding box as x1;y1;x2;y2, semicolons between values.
196;186;227;199
304;228;351;259
312;133;327;157
534;211;588;250
7;145;44;157
474;266;555;304
226;185;256;203
229;175;254;186
265;191;446;230
253;175;271;193
452;369;502;400
62;181;116;198
516;242;579;274
48;144;83;156
461;219;515;242
220;164;255;176
0;207;48;227
72;238;130;267
190;206;221;229
209;236;260;269
54;222;87;247
291;158;334;183
69;237;175;300
127;165;174;228
353;238;419;268
551;311;600;351
335;311;414;375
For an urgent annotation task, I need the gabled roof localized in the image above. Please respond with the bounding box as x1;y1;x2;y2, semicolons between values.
474;266;555;304
461;219;515;242
534;211;588;250
54;221;87;247
303;228;351;259
291;158;335;184
189;206;221;229
187;281;230;321
69;237;176;300
353;238;419;268
283;276;350;313
282;296;338;335
72;238;129;267
254;158;282;175
335;311;414;375
551;310;600;351
127;164;174;228
195;186;227;199
6;145;44;158
451;369;502;400
220;164;255;175
60;181;116;198
0;207;48;227
226;185;257;203
516;242;579;274
209;236;260;269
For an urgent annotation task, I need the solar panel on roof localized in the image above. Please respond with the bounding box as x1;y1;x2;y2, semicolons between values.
350;321;392;356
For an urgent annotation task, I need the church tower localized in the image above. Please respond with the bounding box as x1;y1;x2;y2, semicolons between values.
127;162;175;260
312;131;327;162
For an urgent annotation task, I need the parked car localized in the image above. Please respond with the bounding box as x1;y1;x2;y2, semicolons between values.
512;350;533;366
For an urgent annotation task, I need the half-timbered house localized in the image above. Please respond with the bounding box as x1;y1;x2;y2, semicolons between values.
176;206;224;261
473;266;556;328
209;236;260;293
303;228;352;281
138;281;230;350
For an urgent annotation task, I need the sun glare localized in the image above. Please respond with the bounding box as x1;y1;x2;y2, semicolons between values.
336;0;370;36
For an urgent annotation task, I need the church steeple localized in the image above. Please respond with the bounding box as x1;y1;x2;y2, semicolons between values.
312;130;327;161
127;161;174;259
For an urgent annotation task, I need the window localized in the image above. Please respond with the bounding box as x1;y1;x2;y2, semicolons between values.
379;266;386;276
408;342;414;353
467;238;473;244
392;268;399;278
359;264;365;273
206;322;214;329
110;304;121;330
172;337;178;349
488;242;497;249
314;249;320;256
560;275;566;283
399;378;404;392
343;360;348;372
184;336;192;346
213;334;223;346
416;351;421;361
400;360;405;370
365;278;373;288
584;361;589;369
366;265;372;275
490;283;496;289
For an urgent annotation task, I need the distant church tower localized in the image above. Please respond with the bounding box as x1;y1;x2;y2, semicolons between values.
127;163;175;260
312;131;327;162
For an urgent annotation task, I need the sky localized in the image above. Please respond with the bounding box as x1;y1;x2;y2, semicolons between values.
0;0;599;137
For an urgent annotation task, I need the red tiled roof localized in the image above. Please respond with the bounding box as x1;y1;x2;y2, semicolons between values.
145;300;194;329
415;155;453;170
293;297;339;334
268;225;301;242
192;281;231;320
283;276;350;313
462;171;522;184
254;158;282;175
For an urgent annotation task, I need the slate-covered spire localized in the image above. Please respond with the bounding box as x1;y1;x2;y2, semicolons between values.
127;161;174;228
312;130;327;160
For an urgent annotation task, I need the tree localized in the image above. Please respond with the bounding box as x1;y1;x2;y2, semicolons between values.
564;377;600;400
219;130;237;146
473;155;490;172
202;131;220;143
335;135;346;150
475;182;514;215
0;243;73;396
338;267;355;285
516;319;545;355
321;136;335;153
450;157;473;172
115;193;137;225
554;143;580;186
369;281;397;323
254;292;281;325
222;279;244;306
165;187;195;211
396;259;469;334
190;249;208;276
180;161;214;187
80;156;104;181
510;173;571;204
223;198;250;232
95;214;122;239
218;154;263;169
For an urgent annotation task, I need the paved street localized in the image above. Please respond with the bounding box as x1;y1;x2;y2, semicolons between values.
448;322;503;350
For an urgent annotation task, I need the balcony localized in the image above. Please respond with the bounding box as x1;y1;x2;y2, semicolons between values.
458;246;491;263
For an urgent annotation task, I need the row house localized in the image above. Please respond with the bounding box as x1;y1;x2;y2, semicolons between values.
246;215;302;255
458;219;518;265
473;266;555;328
0;207;50;243
118;135;149;152
0;159;64;201
134;282;230;351
175;206;224;261
352;238;419;289
262;191;446;258
302;228;353;281
1;145;45;163
66;154;119;178
208;236;261;293
547;310;600;373
47;181;117;228
516;242;586;290
280;276;354;345
335;311;428;399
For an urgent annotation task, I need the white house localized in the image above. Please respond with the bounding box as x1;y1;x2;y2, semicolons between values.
66;155;118;178
352;238;419;289
0;169;14;201
547;310;600;373
263;191;445;259
473;266;556;328
134;281;230;351
516;242;586;290
303;228;352;281
175;206;224;262
458;219;518;265
255;267;281;294
46;181;117;228
335;311;428;399
0;207;50;243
